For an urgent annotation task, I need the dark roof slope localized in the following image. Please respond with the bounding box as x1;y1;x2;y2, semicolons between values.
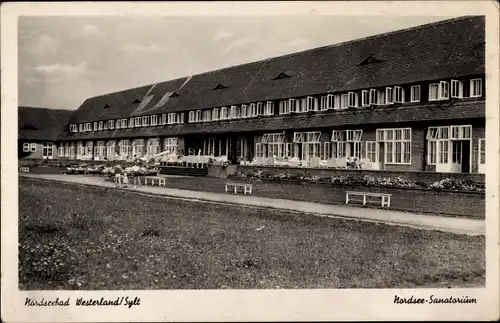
19;106;74;141
69;15;485;124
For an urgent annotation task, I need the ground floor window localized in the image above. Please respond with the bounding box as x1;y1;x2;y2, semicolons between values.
23;143;30;152
132;139;144;158
202;139;215;156
377;128;411;164
106;141;116;159
119;140;131;157
366;141;377;163
331;130;363;159
42;142;54;159
85;142;93;157
58;145;64;157
95;141;106;159
293;131;321;161
478;138;485;165
147;138;160;156
427;125;472;173
164;137;178;154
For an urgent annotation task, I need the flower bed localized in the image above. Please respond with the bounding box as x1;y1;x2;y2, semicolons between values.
63;164;158;177
235;170;485;193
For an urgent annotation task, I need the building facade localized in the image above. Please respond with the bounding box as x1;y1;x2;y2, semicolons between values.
18;107;74;160
52;16;485;174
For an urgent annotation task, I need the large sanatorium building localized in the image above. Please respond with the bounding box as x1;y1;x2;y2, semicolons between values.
22;16;486;174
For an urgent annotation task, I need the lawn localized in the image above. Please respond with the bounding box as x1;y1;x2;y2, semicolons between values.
18;177;485;290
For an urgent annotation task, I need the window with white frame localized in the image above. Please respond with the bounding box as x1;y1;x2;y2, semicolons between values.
97;121;102;131
248;103;256;117
288;99;297;113
260;133;287;158
84;141;93;156
369;89;378;105
93;122;98;131
135;117;141;127
220;107;229;120
240;105;248;118
212;108;220;121
429;81;449;101
265;101;274;115
366;141;377;163
202;139;215;156
188;111;195;122
307;97;318;111
410;85;421;102
331;130;363;159
85;123;92;131
95;141;105;158
377;128;411;164
230;105;240;119
106;141;116;157
103;122;108;131
194;110;201;122
340;94;349;109
23;143;29;152
348;92;358;108
470;79;482;97
255;143;263;158
70;124;77;132
161;114;167;125
394;86;404;103
478;138;485;165
320;94;335;111
203;110;212;122
119;140;131;157
361;90;370;107
451;80;463;98
142;116;149;126
43;142;54;159
116;120;122;129
385;87;394;104
121;119;127;128
257;102;264;115
179;113;184;123
108;121;115;129
79;124;84;132
30;143;36;152
299;98;308;113
279;100;290;114
151;115;158;126
164;137;178;153
323;142;332;160
131;139;144;157
77;142;85;157
293;131;322;160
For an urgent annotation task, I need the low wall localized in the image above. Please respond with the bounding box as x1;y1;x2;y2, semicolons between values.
236;165;485;185
207;165;238;178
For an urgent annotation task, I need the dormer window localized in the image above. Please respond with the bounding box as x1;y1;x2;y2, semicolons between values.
151;115;158;126
213;84;228;90
142;116;149;126
128;118;134;128
230;105;240;119
272;72;291;80
104;104;111;109
340;94;349;109
196;110;202;121
429;81;449;101
212;108;220;121
470;79;482;97
169;92;180;98
361;90;370;107
385;87;394;104
257;102;264;115
394;86;405;103
116;120;122;129
265;101;274;115
451;80;463;98
249;103;257;117
203;110;212;122
93;122;98;131
240;105;248;118
220;107;229;120
410;86;421;102
135;117;142;127
279;100;290;114
108;120;115;130
348;92;358;108
307;97;318;111
133;99;141;104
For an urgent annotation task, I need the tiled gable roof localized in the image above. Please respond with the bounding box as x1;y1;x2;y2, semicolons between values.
18;106;74;141
68;16;485;124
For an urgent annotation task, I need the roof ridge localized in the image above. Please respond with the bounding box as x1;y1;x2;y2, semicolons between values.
19;106;74;112
193;16;480;77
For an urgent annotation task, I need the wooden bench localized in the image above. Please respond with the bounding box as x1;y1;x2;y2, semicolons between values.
144;176;166;187
19;167;30;173
345;191;391;207
225;182;252;195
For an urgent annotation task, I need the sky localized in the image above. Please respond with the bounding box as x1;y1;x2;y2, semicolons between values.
18;15;451;110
